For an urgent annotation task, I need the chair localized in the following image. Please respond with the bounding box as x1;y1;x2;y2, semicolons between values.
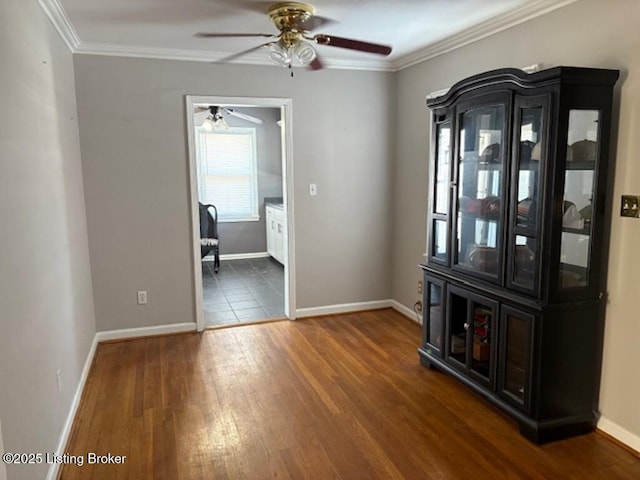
199;203;220;273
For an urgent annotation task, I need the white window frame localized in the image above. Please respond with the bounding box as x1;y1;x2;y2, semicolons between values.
195;126;259;223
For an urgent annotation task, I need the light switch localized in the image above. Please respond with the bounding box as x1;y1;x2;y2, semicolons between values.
309;183;317;196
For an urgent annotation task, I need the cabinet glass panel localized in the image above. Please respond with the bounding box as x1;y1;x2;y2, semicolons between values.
509;103;544;293
470;300;492;380
456;105;505;277
504;314;528;403
560;110;599;289
426;282;443;351
434;121;452;214
448;293;468;364
432;219;447;260
515;107;543;229
513;235;536;289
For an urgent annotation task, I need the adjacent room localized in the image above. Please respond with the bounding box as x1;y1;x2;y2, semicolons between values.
191;103;287;327
2;1;639;479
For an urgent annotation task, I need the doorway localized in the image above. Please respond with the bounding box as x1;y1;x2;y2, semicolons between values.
186;96;295;332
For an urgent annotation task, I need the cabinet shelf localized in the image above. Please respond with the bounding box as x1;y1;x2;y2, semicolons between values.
562;226;591;235
566;160;596;171
460;213;500;222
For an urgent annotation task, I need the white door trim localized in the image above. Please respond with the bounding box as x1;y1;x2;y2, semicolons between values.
185;95;296;331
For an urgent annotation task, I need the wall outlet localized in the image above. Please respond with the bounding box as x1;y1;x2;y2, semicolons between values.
56;369;62;393
137;290;148;305
417;280;423;295
309;183;317;196
621;195;640;217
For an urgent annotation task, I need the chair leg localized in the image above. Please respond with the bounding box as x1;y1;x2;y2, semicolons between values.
214;247;220;274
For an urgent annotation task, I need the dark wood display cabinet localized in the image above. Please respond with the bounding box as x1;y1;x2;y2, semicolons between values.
419;67;619;443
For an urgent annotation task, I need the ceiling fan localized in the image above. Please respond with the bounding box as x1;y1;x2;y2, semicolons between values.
195;2;393;71
195;106;265;131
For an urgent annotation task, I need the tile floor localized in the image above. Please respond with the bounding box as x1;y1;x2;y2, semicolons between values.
201;257;285;327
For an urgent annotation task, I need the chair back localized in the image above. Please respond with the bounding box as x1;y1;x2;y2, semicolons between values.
199;203;218;240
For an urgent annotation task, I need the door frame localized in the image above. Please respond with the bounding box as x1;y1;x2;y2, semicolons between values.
185;95;296;332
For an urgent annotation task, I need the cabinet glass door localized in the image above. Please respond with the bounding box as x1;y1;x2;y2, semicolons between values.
508;96;548;294
560;110;599;289
423;277;445;356
454;102;506;281
446;286;496;387
499;306;533;411
430;119;452;263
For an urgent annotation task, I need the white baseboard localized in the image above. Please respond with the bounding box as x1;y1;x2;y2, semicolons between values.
46;336;99;480
296;300;392;318
294;299;425;324
95;322;196;342
390;300;423;325
598;416;640;454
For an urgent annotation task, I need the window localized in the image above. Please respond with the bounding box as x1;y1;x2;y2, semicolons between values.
196;127;259;222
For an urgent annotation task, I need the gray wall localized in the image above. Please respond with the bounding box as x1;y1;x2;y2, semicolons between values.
203;107;283;255
391;0;640;445
0;2;96;479
74;56;395;331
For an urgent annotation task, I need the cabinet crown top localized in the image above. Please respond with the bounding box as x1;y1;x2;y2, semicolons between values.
427;66;620;109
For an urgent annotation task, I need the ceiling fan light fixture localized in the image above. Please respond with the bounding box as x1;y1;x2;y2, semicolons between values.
202;115;215;132
268;41;292;67
213;115;229;130
293;40;317;66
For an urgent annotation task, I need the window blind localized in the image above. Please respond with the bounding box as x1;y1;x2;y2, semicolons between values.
197;127;259;222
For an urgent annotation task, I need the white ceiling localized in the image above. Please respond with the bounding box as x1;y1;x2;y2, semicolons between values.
46;0;577;71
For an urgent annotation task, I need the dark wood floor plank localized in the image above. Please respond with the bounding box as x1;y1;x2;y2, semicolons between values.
59;308;640;479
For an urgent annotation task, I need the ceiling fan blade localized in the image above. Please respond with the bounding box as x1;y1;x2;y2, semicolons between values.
224;108;265;125
307;54;324;71
313;34;392;56
216;42;275;63
294;15;336;33
194;106;210;114
195;32;276;39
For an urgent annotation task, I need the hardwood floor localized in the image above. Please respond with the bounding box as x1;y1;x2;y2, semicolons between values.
59;309;640;479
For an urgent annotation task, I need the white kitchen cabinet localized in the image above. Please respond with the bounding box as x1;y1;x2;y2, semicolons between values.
266;205;285;264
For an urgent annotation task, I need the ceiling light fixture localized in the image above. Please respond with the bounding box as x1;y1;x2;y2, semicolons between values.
268;40;292;67
213;114;229;130
292;39;317;65
202;114;215;132
268;38;317;68
201;107;229;131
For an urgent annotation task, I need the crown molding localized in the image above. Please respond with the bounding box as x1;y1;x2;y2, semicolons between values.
391;0;579;71
74;42;395;72
75;42;231;63
38;0;80;52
